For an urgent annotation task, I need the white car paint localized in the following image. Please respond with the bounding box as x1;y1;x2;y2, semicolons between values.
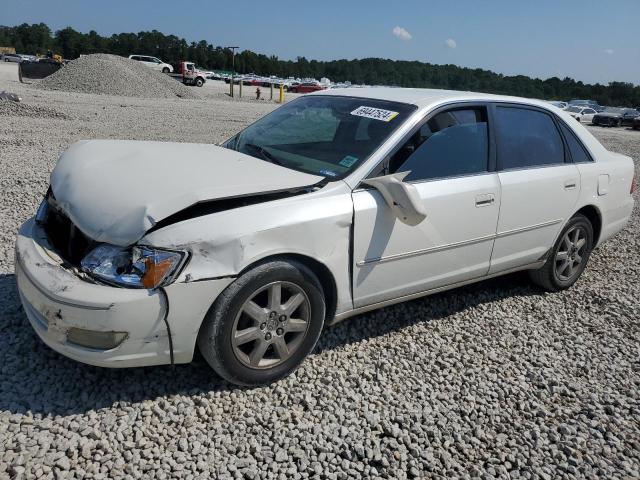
353;173;501;307
15;88;636;370
128;55;173;73
50;140;322;245
488;164;581;274
565;106;597;123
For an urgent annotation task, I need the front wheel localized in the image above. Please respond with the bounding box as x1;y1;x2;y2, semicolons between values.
195;77;204;87
529;214;593;291
162;67;169;73
198;259;326;386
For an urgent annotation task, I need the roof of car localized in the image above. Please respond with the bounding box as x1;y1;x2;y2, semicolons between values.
312;87;552;110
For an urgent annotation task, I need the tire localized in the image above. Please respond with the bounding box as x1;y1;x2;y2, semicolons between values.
197;259;326;386
195;77;204;87
162;67;169;73
529;214;594;292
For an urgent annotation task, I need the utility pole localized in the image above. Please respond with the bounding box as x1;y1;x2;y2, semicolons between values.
225;46;239;97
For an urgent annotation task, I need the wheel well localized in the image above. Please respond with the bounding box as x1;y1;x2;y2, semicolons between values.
575;205;602;244
240;254;337;324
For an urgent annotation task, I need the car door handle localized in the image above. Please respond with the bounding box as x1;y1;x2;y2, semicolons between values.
475;194;495;207
564;180;577;190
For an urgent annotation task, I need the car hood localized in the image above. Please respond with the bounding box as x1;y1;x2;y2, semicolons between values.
50;140;323;246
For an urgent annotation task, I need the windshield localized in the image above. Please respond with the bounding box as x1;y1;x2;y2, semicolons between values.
566;106;582;113
224;95;417;179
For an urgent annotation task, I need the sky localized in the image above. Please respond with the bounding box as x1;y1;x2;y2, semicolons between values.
3;0;639;85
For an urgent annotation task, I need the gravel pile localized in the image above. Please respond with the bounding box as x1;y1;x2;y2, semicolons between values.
0;99;68;119
35;54;198;99
0;75;639;479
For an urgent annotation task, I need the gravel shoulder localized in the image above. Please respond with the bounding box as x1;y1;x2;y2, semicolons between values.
1;62;639;479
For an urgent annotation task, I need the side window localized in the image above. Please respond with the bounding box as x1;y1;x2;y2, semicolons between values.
558;121;593;163
495;107;565;169
389;107;489;181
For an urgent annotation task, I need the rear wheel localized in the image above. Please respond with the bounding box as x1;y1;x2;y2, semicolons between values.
529;214;594;291
198;259;325;386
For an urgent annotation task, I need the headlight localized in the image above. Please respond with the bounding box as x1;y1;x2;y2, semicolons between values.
80;244;186;289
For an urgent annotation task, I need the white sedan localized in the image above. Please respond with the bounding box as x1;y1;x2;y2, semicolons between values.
565;105;597;123
128;55;173;73
16;89;636;385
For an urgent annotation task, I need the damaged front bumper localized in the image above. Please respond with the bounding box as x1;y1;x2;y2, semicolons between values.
15;218;233;368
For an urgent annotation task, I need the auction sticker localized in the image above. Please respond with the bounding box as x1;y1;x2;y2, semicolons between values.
351;106;399;122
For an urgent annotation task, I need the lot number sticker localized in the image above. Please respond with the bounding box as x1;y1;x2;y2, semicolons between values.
351;106;399;122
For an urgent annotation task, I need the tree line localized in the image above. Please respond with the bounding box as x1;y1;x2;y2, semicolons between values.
1;22;638;106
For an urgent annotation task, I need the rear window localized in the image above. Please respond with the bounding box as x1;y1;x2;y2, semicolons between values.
558;121;593;163
495;106;565;169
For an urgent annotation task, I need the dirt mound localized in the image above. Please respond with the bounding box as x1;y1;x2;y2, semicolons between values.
35;54;198;99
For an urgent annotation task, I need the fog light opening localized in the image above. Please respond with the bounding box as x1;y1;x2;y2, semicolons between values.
66;328;128;350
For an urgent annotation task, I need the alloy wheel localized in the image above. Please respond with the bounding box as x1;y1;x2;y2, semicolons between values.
554;226;588;281
231;281;311;369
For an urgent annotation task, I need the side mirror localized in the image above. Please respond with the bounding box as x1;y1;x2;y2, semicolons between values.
362;172;427;226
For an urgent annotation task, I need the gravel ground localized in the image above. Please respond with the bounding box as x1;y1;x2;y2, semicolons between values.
1;63;639;479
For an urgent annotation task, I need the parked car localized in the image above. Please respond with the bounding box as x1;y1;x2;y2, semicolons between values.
289;82;325;93
16;89;636;386
128;55;173;73
565;105;597;123
569;99;602;111
2;53;23;63
592;108;640;127
548;101;568;109
19;54;37;62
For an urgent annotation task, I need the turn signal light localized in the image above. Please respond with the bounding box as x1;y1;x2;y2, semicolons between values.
142;257;176;289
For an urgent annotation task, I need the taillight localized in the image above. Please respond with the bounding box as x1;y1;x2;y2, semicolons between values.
632;173;637;194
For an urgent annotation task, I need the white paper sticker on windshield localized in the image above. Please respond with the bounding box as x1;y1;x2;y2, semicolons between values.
351;106;399;122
